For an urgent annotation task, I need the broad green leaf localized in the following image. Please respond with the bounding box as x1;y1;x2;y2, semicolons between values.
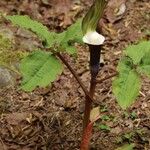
6;15;57;47
20;50;63;91
125;41;150;64
61;19;83;44
6;15;83;55
115;144;135;150
60;19;83;54
113;57;141;109
82;0;107;34
137;51;150;77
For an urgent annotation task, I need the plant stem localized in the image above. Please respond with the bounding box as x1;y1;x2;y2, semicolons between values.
56;52;95;102
81;45;101;150
83;77;96;129
83;45;101;129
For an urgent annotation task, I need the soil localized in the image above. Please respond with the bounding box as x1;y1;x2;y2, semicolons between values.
0;0;150;150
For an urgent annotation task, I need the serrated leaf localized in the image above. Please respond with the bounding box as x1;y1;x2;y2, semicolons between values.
7;15;82;55
60;19;83;54
113;57;141;109
137;51;150;77
62;45;77;55
115;144;135;150
61;19;83;43
82;0;107;34
6;15;56;47
20;50;63;91
125;41;150;64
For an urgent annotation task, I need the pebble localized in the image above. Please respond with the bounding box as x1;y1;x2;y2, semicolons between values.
0;67;14;88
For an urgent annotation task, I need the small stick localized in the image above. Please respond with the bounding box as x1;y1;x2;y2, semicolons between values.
96;72;118;84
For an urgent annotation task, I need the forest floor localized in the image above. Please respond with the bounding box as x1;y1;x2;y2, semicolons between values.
0;0;150;150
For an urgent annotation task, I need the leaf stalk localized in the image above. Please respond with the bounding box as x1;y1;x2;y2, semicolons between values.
55;52;95;103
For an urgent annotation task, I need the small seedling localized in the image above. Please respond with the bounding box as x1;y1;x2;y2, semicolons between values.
100;105;108;112
101;115;111;121
123;133;134;142
116;133;134;144
98;124;111;131
115;144;135;150
130;111;137;120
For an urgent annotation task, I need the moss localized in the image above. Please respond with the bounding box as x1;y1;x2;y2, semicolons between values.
0;34;27;73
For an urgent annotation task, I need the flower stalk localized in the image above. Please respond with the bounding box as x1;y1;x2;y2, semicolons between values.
82;0;107;130
81;0;107;149
83;45;101;129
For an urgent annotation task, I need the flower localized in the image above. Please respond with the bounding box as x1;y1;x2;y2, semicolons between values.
82;0;107;45
83;31;105;45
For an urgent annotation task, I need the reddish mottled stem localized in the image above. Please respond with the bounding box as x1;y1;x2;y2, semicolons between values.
81;45;101;150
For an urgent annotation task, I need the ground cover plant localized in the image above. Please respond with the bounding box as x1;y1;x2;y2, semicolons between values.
0;0;150;149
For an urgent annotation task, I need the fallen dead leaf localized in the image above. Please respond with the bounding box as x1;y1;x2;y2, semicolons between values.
5;112;29;125
90;106;100;122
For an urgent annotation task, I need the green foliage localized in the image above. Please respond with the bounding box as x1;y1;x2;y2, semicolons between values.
113;57;141;109
59;19;83;54
20;50;63;91
82;0;107;34
137;51;150;77
6;15;83;54
113;41;150;109
6;15;55;48
125;41;150;64
101;115;111;121
130;111;137;120
98;124;110;131
116;144;134;150
5;15;83;91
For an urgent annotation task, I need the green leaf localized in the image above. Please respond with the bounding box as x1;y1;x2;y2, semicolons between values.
20;50;63;91
125;41;150;64
6;15;83;55
115;144;135;150
6;15;56;47
137;51;150;77
82;0;107;34
61;19;83;44
62;45;77;55
112;57;141;109
101;115;110;121
60;19;83;54
98;124;110;131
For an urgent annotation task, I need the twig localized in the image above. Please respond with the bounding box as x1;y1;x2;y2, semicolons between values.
55;52;95;102
96;72;118;84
